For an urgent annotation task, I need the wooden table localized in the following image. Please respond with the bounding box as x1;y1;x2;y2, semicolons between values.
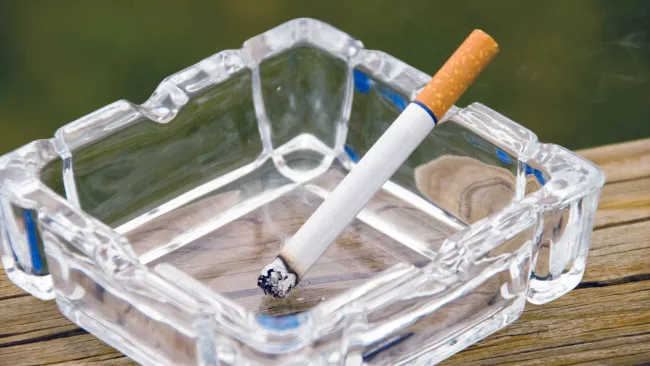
1;138;649;365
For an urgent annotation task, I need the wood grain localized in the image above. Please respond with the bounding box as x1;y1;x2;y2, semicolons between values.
0;138;648;365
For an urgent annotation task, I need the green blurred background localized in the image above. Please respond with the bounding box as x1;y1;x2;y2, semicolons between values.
0;0;648;155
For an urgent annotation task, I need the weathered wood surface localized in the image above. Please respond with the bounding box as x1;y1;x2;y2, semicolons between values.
0;138;649;365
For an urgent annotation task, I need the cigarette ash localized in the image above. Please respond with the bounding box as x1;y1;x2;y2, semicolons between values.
257;258;297;298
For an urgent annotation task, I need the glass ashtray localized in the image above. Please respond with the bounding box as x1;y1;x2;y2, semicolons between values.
0;19;605;365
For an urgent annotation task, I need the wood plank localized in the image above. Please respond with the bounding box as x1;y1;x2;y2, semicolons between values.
0;333;125;366
0;295;79;347
594;176;650;229
0;268;30;300
0;138;648;365
584;219;650;284
579;138;650;184
48;355;132;366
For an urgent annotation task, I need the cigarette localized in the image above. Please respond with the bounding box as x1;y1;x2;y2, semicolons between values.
257;30;499;298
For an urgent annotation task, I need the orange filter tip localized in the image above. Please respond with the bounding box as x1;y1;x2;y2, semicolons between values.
415;29;499;121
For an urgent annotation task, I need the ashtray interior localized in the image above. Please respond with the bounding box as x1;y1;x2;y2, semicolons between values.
40;45;532;317
135;156;460;316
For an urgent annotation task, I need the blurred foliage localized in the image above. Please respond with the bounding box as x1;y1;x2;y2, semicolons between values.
0;0;649;154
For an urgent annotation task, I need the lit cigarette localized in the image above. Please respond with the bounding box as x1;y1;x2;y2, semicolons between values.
258;30;499;298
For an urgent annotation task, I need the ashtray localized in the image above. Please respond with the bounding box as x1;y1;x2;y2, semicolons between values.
0;19;605;365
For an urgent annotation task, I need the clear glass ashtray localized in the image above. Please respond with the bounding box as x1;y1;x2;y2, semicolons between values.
0;19;605;365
